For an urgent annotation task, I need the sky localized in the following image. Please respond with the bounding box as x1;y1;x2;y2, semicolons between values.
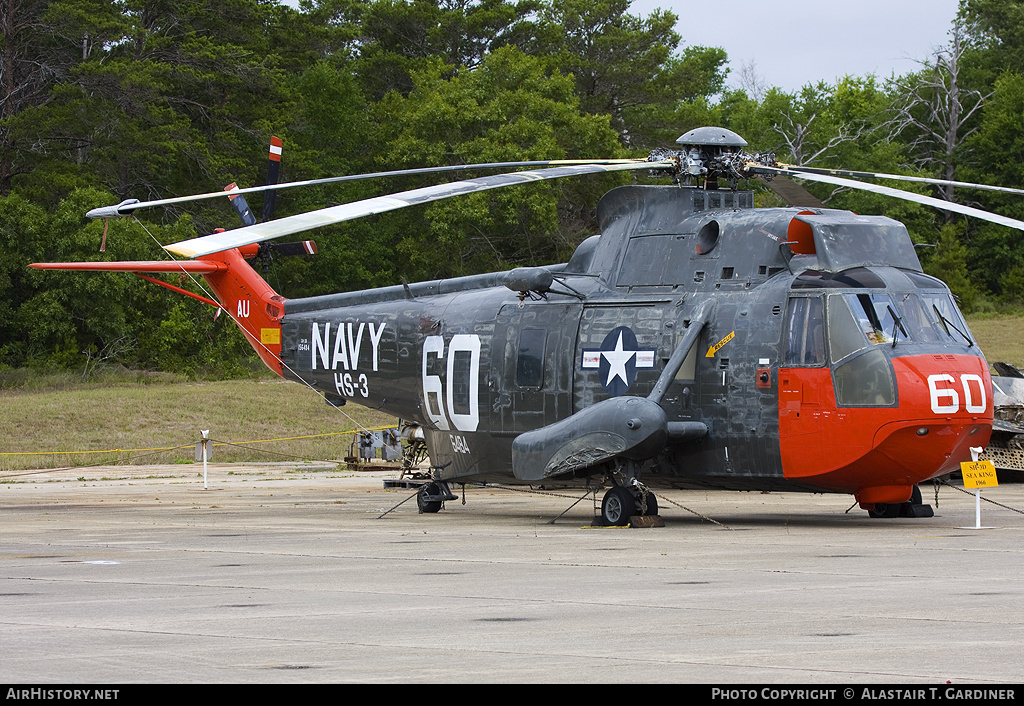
280;0;963;94
632;0;963;93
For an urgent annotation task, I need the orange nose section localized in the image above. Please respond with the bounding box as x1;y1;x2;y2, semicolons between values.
779;354;992;502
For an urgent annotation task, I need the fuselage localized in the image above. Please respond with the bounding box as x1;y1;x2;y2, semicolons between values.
272;186;992;505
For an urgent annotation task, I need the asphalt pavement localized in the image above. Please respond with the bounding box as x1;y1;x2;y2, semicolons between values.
2;463;1022;684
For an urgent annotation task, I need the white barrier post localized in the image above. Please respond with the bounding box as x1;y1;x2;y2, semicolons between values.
202;430;210;490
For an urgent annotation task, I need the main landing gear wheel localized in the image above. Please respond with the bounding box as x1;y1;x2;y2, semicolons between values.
602;486;636;526
417;482;443;514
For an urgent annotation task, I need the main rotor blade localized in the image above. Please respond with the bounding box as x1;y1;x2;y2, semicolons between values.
166;160;674;258
750;165;1024;232
780;164;1024;197
85;158;646;219
29;261;226;273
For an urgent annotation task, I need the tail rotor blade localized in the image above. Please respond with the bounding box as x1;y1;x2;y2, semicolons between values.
263;136;283;222
225;183;257;226
270;240;317;257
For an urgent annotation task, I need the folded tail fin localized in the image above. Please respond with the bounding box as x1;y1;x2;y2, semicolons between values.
30;244;286;375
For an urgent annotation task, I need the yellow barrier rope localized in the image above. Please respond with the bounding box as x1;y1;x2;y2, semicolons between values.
0;425;398;457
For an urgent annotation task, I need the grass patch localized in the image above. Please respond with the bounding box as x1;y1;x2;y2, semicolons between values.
966;314;1024;368
0;377;394;472
0;366;191;393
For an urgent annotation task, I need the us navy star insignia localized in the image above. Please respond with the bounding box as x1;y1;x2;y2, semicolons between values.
581;326;656;396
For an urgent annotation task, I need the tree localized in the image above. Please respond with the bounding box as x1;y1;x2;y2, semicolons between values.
925;222;979;311
315;0;542;100
357;46;626;282
530;0;727;149
0;0;127;195
888;19;989;204
960;0;1024;73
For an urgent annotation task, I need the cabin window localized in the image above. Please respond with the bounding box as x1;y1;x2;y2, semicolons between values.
675;344;697;380
784;296;825;366
516;328;546;388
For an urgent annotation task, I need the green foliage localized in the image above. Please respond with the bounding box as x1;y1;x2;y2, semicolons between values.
369;46;626;278
3;0;1023;374
925;223;979;311
961;0;1024;73
530;0;727;148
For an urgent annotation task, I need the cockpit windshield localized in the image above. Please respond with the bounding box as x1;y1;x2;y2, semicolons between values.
826;290;971;360
922;292;974;345
892;293;942;343
844;293;900;346
786;282;975;369
784;271;974;407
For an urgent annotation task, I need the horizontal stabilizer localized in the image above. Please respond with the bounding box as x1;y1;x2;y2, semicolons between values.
29;261;226;273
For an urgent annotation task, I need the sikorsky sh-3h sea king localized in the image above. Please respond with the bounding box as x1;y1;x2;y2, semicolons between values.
34;127;1022;526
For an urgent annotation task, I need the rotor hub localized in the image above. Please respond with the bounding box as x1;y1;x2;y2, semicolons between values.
647;127;775;189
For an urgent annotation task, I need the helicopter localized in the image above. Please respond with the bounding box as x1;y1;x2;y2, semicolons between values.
32;127;1019;526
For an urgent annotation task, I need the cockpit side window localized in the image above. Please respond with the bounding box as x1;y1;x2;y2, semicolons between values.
827;293;899;406
784;296;826;366
828;294;866;362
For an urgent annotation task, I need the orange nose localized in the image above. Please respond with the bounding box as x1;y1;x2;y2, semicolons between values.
780;354;992;502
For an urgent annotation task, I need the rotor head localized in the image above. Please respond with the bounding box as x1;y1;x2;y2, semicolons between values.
648;127;771;189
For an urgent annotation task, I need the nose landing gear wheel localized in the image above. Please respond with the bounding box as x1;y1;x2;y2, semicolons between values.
601;486;638;526
867;485;934;518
